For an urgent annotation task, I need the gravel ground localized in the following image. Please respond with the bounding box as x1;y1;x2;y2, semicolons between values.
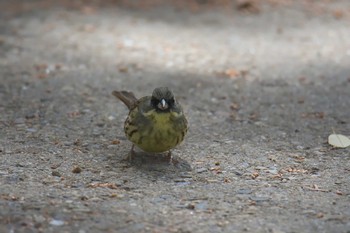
1;1;350;232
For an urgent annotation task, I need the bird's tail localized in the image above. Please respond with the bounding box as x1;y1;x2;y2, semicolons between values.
112;90;138;110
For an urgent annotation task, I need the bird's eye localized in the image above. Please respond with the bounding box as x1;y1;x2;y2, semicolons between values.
151;97;159;107
168;98;175;106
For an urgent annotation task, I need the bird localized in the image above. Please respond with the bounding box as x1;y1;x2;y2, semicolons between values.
112;87;188;159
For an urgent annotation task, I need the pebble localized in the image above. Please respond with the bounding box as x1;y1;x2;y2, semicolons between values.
33;214;45;223
25;113;37;119
249;196;270;202
49;219;65;226
237;189;253;194
63;141;73;146
179;172;192;178
108;115;115;121
196;168;207;173
195;201;208;211
174;178;187;183
92;130;101;136
107;145;119;149
72;166;82;174
267;168;278;175
52;171;61;177
26;128;37;133
14;118;25;124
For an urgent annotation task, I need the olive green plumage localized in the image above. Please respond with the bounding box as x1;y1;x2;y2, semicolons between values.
112;87;188;153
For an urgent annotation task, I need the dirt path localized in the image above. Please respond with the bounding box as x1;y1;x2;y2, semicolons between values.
1;1;350;232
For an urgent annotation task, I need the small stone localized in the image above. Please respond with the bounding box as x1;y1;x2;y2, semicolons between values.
49;219;64;226
52;171;61;177
250;196;270;202
14;118;25;124
108;116;115;121
96;122;105;127
25;113;37;119
196;168;207;173
255;166;267;170
72;166;82;174
237;189;252;194
174;178;187;183
92;130;101;136
267;169;278;175
179;172;192;178
26;128;37;133
195;201;208;211
63;141;73;146
107;145;119;149
33;215;46;223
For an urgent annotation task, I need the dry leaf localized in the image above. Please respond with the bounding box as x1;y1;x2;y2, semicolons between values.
111;139;120;145
230;102;240;111
328;134;350;148
251;172;259;179
225;68;239;78
335;190;343;195
301;112;325;119
87;183;118;189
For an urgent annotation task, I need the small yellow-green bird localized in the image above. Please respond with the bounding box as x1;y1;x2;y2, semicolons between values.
112;87;188;156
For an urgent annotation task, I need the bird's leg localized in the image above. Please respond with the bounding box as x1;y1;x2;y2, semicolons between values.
168;151;180;166
167;150;172;162
129;144;136;161
123;144;135;162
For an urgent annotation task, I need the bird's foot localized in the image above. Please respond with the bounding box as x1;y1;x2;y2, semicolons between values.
122;145;135;162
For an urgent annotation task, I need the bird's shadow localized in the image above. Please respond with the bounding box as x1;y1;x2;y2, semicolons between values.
129;151;191;170
112;150;193;181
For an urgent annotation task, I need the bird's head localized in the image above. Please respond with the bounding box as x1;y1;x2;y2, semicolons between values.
151;87;175;112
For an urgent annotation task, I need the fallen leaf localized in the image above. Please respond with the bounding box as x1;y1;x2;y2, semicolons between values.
87;183;118;189
230;102;240;111
0;194;19;201
249;112;259;120
81;6;96;15
297;98;305;104
333;10;344;19
209;166;222;174
224;68;239;78
118;66;128;73
328;134;350;148
67;111;81;118
335;190;343;195
304;184;329;192
301;112;325;119
237;0;260;14
111;139;120;145
251;172;259;179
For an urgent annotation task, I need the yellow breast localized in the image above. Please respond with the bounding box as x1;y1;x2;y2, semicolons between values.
127;109;185;153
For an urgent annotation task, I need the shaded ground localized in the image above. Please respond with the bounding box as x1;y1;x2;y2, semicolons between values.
1;0;350;232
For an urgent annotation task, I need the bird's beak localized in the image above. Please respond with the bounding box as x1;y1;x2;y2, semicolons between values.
158;99;168;110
